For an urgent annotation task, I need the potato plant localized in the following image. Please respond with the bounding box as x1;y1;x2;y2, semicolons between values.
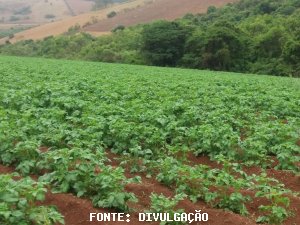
0;56;299;223
0;174;64;225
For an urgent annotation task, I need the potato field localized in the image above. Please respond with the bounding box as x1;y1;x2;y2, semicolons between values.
0;56;299;225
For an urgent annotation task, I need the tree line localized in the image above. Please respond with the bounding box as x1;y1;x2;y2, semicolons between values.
1;0;299;77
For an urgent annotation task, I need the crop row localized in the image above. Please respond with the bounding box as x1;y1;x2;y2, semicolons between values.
0;56;299;224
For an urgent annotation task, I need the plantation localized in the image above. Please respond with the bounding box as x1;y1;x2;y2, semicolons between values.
0;56;299;225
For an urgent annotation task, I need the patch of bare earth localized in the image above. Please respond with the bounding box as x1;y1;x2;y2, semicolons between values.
1;147;299;225
5;0;237;43
6;0;147;43
84;0;237;33
66;0;94;15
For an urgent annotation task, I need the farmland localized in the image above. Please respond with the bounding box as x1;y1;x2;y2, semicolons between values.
0;56;299;225
2;0;236;43
0;0;94;24
0;0;94;44
83;0;236;34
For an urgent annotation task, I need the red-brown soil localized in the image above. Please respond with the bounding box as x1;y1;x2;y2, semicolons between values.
109;151;300;225
185;153;300;224
187;153;222;169
241;166;300;193
84;0;236;33
186;153;300;193
1;148;299;225
0;164;14;174
0;163;257;225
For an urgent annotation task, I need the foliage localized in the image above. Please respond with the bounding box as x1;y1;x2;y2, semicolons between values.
254;173;292;224
1;0;300;76
92;0;128;10
0;27;29;39
156;157;251;215
107;11;117;18
182;21;250;72
148;193;187;225
0;56;299;222
38;148;140;211
112;25;125;32
141;21;188;66
0;174;64;225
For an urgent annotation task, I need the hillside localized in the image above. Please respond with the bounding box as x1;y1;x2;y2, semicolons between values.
2;0;299;77
0;0;93;35
0;0;95;43
0;55;299;225
4;0;235;43
84;0;236;34
0;0;130;42
0;0;146;43
0;0;78;25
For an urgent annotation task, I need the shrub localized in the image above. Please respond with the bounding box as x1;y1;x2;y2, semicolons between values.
45;14;56;19
112;25;125;32
107;11;117;18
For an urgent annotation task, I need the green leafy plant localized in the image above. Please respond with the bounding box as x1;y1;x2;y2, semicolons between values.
38;148;140;211
148;193;187;225
0;174;64;225
254;173;292;224
0;55;299;222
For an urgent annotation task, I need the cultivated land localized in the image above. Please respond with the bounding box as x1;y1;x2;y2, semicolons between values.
3;0;147;43
84;0;236;33
0;0;93;43
0;56;299;225
0;0;93;24
3;0;236;43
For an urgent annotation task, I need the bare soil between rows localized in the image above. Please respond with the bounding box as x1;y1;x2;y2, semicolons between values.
1;151;299;225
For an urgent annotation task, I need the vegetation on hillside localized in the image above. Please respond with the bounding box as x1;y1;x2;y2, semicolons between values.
0;0;300;77
0;27;30;39
92;0;129;10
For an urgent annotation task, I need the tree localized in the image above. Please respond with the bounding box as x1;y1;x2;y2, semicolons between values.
255;27;287;58
183;22;250;71
207;6;217;14
141;21;187;67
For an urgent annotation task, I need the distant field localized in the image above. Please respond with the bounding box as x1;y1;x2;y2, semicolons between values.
65;0;94;15
0;0;93;40
85;0;236;33
5;0;148;42
3;0;236;43
0;0;70;24
0;26;31;39
0;56;299;225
